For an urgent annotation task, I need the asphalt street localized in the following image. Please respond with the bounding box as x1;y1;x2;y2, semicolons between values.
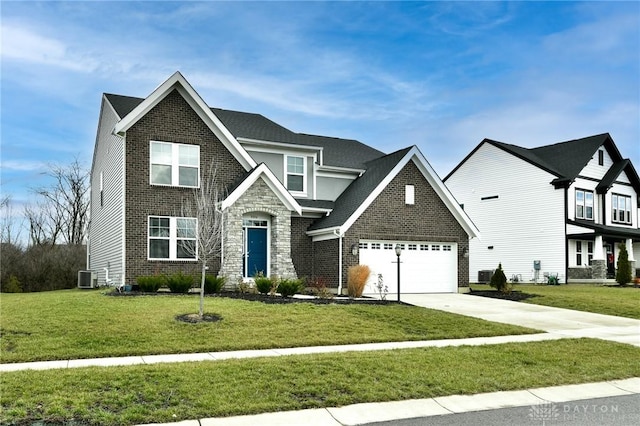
365;394;640;426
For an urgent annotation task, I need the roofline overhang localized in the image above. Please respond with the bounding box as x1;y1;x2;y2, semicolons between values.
238;137;323;153
112;71;257;171
316;164;365;175
221;163;302;215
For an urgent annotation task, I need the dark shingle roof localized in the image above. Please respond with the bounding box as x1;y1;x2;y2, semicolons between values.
481;134;622;187
103;93;384;169
104;93;144;118
308;147;412;231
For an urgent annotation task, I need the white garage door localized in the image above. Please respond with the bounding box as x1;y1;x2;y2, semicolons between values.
358;240;458;294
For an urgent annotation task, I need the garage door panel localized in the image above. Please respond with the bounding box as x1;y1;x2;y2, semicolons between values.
359;240;457;294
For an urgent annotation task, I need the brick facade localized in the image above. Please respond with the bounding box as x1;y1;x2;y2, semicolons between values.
291;217;315;279
340;161;470;291
124;89;246;282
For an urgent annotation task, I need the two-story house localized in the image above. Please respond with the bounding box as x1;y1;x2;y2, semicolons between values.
444;134;640;283
88;72;478;294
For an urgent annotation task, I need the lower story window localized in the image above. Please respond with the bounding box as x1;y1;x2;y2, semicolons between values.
149;216;197;260
576;241;582;266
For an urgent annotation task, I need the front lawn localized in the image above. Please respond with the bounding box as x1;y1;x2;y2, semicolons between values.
470;283;640;319
0;290;537;363
1;338;638;425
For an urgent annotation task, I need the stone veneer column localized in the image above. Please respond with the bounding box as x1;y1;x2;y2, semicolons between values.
218;177;297;282
591;235;607;281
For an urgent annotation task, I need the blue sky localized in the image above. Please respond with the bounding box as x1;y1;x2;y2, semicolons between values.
1;1;639;213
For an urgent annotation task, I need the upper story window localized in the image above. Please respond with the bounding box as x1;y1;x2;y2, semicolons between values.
598;149;604;166
575;189;593;220
285;155;305;193
612;194;632;224
148;216;197;260
150;141;200;187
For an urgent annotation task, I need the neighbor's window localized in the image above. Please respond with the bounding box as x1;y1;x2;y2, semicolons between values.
598;150;604;166
285;155;305;193
575;189;593;220
576;241;582;266
150;141;200;187
587;241;593;265
612;194;632;224
148;216;197;260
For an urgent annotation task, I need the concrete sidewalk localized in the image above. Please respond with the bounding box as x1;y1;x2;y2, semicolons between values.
402;293;640;347
136;377;640;426
0;332;563;372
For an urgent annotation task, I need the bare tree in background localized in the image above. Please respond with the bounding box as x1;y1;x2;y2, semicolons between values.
0;196;23;246
30;158;90;245
181;161;225;318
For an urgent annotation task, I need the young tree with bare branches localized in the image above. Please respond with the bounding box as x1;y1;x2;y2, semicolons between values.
181;161;225;318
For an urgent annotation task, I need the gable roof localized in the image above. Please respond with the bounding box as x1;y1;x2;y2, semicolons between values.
444;133;638;190
104;83;384;170
308;146;479;239
221;163;301;215
110;72;256;171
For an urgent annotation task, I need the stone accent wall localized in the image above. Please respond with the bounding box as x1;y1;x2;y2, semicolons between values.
291;217;315;279
218;177;297;281
568;267;593;280
343;161;470;290
591;259;607;281
124;89;246;282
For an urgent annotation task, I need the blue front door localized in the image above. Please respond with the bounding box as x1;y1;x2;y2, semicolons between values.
246;228;267;277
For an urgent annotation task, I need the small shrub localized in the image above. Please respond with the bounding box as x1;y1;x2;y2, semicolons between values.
167;272;195;293
1;275;22;293
204;275;225;294
136;275;165;293
254;273;275;295
373;273;388;301
489;263;511;294
277;279;302;298
616;243;632;286
347;265;370;298
308;276;334;299
236;277;255;294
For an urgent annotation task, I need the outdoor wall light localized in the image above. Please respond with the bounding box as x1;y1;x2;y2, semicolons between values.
351;243;359;256
462;247;469;258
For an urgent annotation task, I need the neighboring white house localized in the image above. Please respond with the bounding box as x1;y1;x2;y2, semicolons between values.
444;134;640;283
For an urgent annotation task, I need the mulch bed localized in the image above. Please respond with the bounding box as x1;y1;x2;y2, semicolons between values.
175;313;222;323
467;289;539;302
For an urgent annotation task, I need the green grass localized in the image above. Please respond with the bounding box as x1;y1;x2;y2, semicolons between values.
1;338;638;426
0;290;537;363
470;283;640;319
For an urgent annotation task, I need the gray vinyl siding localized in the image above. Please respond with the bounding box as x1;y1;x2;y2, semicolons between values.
245;150;315;199
316;176;353;201
88;98;125;286
446;143;566;282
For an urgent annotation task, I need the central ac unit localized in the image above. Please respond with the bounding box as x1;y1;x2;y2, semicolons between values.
78;270;97;289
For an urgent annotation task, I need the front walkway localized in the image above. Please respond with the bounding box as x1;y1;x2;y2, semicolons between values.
401;293;640;347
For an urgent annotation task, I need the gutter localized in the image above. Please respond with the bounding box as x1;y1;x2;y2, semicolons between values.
334;229;343;295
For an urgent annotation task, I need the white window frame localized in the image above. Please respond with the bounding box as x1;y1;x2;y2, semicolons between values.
148;216;197;261
150;141;200;188
612;194;632;224
285;155;306;195
575;189;593;220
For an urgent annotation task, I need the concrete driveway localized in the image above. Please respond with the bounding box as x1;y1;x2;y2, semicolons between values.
401;293;640;347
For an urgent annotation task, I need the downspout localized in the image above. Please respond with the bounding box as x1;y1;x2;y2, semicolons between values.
334;229;343;295
564;185;569;282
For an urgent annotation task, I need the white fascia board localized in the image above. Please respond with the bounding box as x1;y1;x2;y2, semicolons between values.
113;71;256;171
317;164;366;175
238;137;323;154
307;227;341;241
340;146;480;240
221;164;302;215
410;148;480;240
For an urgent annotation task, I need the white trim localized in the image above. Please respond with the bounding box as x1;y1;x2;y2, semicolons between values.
113;71;256;171
239;137;323;153
338;147;480;239
147;216;198;261
221;163;302;215
285;154;307;196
